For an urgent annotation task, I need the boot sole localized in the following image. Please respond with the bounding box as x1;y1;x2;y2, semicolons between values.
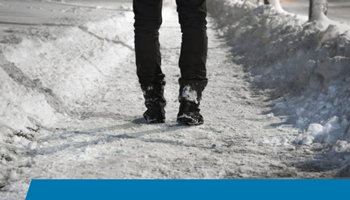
143;111;165;124
177;116;203;126
144;117;165;124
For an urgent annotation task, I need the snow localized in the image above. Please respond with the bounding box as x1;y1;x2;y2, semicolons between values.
1;0;350;199
266;0;287;14
208;0;350;145
180;85;198;103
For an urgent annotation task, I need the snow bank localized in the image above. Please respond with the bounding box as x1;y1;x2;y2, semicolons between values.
0;3;134;186
208;0;350;146
1;13;132;128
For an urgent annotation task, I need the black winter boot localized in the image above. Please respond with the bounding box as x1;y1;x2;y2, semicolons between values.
177;99;203;125
141;81;166;123
177;81;207;126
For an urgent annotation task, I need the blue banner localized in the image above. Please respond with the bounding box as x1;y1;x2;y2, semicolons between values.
26;179;349;200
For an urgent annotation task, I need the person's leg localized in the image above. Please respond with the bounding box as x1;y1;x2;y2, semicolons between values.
133;0;164;85
133;0;166;123
176;0;208;125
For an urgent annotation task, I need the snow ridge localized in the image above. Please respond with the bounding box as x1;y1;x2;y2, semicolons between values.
0;8;134;195
208;0;350;146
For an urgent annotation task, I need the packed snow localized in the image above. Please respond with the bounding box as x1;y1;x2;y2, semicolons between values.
1;0;350;199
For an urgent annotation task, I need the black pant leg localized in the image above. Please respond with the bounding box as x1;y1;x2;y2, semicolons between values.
176;0;208;99
133;0;164;85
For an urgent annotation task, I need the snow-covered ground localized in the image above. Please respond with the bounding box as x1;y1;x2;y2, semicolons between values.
1;0;350;199
209;0;350;143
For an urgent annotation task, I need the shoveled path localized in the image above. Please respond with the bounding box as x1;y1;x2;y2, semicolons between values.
4;3;333;199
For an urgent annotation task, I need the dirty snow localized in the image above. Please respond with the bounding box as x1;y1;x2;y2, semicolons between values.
1;0;350;199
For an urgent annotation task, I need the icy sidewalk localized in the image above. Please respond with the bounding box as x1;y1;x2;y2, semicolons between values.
0;1;348;199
